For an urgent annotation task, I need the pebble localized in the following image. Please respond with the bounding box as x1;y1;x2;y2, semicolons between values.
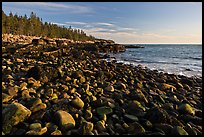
71;96;84;109
171;126;188;135
178;103;195;116
96;106;113;115
55;110;75;131
128;122;146;135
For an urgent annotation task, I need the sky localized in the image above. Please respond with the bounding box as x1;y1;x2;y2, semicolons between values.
2;2;202;44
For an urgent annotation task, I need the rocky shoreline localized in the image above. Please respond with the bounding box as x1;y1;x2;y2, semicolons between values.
2;35;202;135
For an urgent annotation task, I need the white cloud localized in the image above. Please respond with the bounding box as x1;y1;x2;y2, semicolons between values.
65;22;87;25
3;2;93;14
51;22;67;26
95;22;114;26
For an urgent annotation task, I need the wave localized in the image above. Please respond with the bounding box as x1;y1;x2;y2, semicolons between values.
172;56;202;60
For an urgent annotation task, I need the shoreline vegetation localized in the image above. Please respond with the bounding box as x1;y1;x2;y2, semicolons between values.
2;33;202;135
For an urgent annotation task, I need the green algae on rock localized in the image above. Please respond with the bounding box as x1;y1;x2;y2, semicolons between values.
2;102;31;134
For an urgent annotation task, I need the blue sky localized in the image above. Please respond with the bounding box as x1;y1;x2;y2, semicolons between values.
2;2;202;44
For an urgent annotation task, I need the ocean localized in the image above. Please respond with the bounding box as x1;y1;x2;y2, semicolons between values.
107;44;202;78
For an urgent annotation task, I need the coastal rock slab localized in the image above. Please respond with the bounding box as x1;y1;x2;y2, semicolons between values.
2;102;31;134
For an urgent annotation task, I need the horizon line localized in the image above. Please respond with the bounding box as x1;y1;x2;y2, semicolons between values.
118;43;202;45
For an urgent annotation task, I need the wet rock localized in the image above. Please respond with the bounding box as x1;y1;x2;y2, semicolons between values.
171;126;188;135
169;116;184;127
29;109;46;121
26;127;47;135
128;100;146;111
2;93;13;103
154;123;173;134
71;96;84;110
115;123;126;134
95;120;106;133
72;70;83;79
124;114;139;122
145;106;170;124
51;130;62;135
128;122;146;135
180;114;202;126
29;123;42;130
7;86;18;96
30;103;47;113
105;85;114;92
55;110;75;131
96;106;113;115
161;83;177;91
80;121;94;134
26;66;44;80
84;109;93;120
140;119;153;130
45;122;58;134
183;124;197;135
115;81;126;90
2;102;31;134
178;103;195;116
26;98;42;108
12;128;26;135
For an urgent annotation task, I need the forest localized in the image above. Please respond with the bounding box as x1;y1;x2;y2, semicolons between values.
2;10;96;41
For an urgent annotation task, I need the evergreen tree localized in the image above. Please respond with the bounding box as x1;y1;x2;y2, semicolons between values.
2;10;96;41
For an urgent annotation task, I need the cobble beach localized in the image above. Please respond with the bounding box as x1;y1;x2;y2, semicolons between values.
2;35;202;135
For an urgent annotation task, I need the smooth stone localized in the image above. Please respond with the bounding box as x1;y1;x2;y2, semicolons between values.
140;119;153;130
29;110;46;121
128;100;146;111
171;126;188;135
71;96;84;109
80;76;86;83
128;122;146;135
162;83;177;91
55;110;75;131
99;114;107;121
45;122;58;133
124;114;139;122
96;106;113;115
51;130;62;135
81;121;94;134
145;106;170;124
154;123;173;134
183;125;197;135
84;109;93;120
95;120;106;133
115;82;126;90
13;128;26;135
7;86;18;96
29;123;42;130
115;123;125;134
176;82;184;89
25;127;47;135
105;85;114;92
2;102;31;134
180;114;202;126
2;93;13;103
30;103;47;113
26;98;42;108
178;103;195;116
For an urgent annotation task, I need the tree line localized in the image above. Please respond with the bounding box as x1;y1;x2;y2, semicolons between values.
2;10;96;41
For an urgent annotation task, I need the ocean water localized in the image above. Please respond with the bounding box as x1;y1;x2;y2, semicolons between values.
108;44;202;78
